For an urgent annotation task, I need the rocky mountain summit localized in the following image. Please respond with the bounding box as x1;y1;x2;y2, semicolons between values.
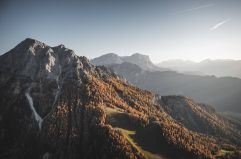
0;38;240;159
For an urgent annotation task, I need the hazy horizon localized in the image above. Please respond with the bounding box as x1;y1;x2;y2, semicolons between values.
1;0;241;63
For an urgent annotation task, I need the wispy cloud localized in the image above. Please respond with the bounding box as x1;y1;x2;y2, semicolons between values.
173;4;215;14
185;4;215;12
210;19;230;31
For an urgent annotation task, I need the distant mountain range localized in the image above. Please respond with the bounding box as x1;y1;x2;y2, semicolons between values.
1;39;241;159
91;53;168;71
158;59;241;78
92;54;241;113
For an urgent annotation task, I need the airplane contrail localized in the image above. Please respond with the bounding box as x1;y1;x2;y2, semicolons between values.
210;19;230;31
185;4;215;12
173;4;215;14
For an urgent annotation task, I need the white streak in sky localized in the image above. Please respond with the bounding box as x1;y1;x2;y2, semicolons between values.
185;4;215;12
210;19;230;31
173;4;215;14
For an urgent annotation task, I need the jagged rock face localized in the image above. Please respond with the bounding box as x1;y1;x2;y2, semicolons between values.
122;53;157;71
0;38;93;121
91;53;124;66
0;39;240;159
0;39;136;159
0;39;93;82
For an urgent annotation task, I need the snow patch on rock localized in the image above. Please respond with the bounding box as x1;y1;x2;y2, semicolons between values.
45;52;56;73
25;87;43;130
52;65;61;107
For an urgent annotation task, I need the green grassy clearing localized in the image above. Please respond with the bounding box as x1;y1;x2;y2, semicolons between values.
106;107;166;159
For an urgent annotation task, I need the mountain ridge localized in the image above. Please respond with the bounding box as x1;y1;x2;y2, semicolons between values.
93;56;241;113
91;53;166;72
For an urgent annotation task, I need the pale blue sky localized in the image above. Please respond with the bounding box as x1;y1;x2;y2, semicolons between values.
0;0;241;62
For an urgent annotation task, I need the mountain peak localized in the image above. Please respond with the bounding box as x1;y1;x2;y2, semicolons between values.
91;53;123;66
122;53;159;71
9;38;49;56
92;53;162;71
19;38;47;47
131;53;149;58
56;44;65;49
0;39;92;82
128;53;151;63
23;37;37;43
104;53;119;56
